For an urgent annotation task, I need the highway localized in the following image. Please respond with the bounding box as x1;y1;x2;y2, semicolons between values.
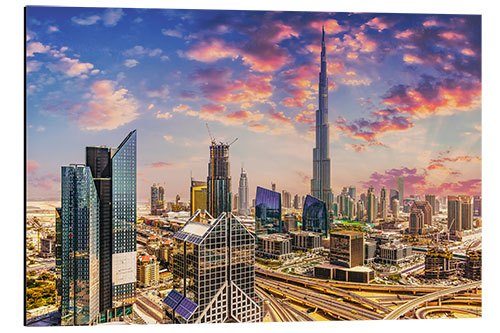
256;286;314;322
383;281;481;320
415;306;481;319
257;266;445;295
257;277;384;321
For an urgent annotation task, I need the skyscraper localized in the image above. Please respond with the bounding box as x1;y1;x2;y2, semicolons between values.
448;196;462;235
396;177;404;203
151;184;165;215
311;27;333;211
282;190;292;208
238;167;250;216
348;186;356;200
380;187;388;220
207;143;231;218
302;195;328;237
59;165;100;326
425;194;436;216
167;212;261;323
190;179;207;215
412;201;432;226
409;208;424;234
85;130;137;321
255;186;282;235
391;198;400;219
473;195;481;216
459;195;473;230
367;186;376;223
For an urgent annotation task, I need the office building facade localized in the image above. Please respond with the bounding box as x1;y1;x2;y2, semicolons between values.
59;165;100;326
411;201;432;225
396;177;404;203
329;230;364;268
190;179;207;216
151;184;165;215
168;212;261;323
255;186;282;235
302;195;328;237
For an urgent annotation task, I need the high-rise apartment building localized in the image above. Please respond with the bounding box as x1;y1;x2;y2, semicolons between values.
59;165;100;326
411;201;432;225
151;184;165;215
391;198;400;219
409;208;424;234
380;187;388;220
166;212;261;323
356;200;364;221
207;143;231;218
348;186;356;200
459;195;473;230
238;167;250;216
448;196;462;235
293;194;300;209
396;176;404;203
425;194;436;216
282;190;292;209
473;195;481;217
311;27;333;211
190;179;207;215
367;186;376;223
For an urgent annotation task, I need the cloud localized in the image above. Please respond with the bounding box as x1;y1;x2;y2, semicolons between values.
150;161;175;169
27;60;42;73
46;56;94;77
163;135;173;142
161;29;183;38
156;111;173;119
72;15;101;25
123;45;163;58
28;173;60;190
310;19;345;35
47;25;59;33
346;142;388;152
185;38;238;63
36;126;46;132
336;110;413;142
124;59;139;68
26;41;50;57
146;85;169;100
75;80;139;130
248;123;269;132
364;17;392;32
27;160;39;174
294;170;311;185
102;8;123;26
382;75;481;117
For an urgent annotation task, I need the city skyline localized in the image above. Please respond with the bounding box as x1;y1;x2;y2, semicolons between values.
26;7;481;203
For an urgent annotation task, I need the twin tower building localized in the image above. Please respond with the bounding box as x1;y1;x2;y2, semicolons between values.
57;27;332;325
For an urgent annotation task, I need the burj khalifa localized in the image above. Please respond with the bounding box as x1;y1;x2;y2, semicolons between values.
311;26;333;211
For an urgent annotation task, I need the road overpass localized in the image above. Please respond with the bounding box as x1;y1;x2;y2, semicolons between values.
383;281;481;320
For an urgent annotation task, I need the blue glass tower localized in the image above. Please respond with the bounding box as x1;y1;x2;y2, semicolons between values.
311;26;334;211
60;165;100;326
255;186;282;235
302;195;328;237
110;130;137;309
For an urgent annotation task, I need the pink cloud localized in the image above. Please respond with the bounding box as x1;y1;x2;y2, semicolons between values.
46;56;94;77
185;38;238;63
310;19;345;35
365;17;390;32
150;162;175;169
26;41;50;57
248;123;269;132
27;160;39;174
78;80;140;130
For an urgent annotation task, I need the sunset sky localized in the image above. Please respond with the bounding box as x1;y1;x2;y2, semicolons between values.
26;7;481;202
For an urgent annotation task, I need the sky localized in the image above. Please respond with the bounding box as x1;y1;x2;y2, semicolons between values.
25;6;481;202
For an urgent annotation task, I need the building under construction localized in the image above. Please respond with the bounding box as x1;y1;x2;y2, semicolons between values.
464;250;481;280
424;247;458;279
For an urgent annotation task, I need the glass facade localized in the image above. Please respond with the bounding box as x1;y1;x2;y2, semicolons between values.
255;186;282;235
302;195;328;237
207;144;231;218
170;213;260;323
111;130;137;307
60;165;100;326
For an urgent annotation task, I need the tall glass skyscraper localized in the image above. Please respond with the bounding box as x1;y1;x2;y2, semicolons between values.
60;165;100;326
396;176;404;203
85;130;136;321
207;143;231;218
255;186;282;235
311;26;333;211
167;212;261;323
302;195;328;237
238;167;249;216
